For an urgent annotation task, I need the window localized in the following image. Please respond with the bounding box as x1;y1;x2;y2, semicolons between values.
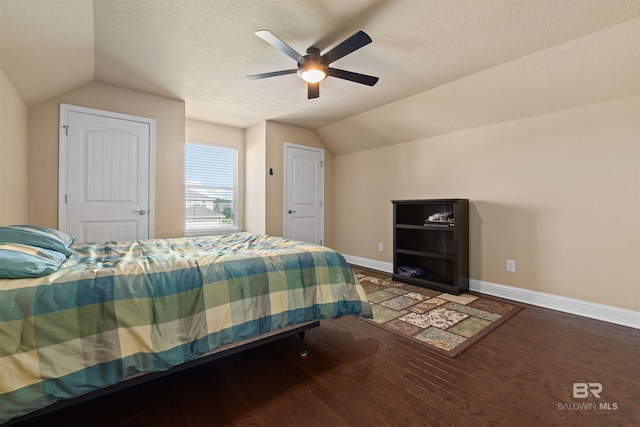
185;142;238;235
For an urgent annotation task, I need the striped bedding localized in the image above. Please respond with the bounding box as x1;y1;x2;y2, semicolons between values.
0;232;372;423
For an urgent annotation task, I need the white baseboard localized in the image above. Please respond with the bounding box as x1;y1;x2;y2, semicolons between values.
469;279;639;329
343;254;639;329
342;254;393;274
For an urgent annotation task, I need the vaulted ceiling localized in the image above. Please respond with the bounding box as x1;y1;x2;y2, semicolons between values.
1;0;639;155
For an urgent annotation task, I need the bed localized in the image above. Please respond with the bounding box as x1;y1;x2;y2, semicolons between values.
0;231;372;424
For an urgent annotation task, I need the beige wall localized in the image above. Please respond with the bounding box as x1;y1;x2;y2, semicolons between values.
264;121;334;248
333;96;640;311
28;82;185;238
186;118;245;231
244;122;266;234
0;68;29;224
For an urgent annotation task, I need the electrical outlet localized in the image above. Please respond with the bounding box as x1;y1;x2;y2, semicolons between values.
506;259;516;272
378;243;384;252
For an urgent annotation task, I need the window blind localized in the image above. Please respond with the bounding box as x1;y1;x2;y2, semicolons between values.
185;142;238;235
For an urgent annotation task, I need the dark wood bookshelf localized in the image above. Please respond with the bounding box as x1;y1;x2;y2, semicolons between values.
392;199;469;294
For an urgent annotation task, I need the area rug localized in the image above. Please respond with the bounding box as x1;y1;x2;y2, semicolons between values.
354;269;524;357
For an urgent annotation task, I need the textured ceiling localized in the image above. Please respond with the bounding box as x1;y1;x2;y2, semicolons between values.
1;0;639;154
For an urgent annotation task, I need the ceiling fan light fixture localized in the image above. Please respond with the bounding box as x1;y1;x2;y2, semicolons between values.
298;48;326;83
299;67;326;83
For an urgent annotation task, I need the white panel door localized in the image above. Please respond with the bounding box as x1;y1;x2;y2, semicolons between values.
284;144;324;245
60;105;154;243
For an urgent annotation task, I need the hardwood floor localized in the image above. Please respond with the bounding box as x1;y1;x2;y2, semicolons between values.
11;291;640;426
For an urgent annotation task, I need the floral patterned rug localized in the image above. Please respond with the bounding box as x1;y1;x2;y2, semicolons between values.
354;268;524;357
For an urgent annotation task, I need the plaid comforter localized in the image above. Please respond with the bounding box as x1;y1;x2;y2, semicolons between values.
0;233;372;423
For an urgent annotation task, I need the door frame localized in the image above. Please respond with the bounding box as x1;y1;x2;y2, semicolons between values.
283;142;324;244
58;103;156;238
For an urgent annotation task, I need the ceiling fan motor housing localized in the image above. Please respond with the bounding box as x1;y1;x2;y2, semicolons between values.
298;47;326;81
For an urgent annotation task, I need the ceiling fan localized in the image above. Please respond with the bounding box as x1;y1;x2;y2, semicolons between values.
247;30;379;99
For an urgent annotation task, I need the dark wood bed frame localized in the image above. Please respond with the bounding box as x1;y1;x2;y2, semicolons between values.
5;321;320;426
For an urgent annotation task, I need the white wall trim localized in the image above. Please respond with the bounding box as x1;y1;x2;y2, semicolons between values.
343;254;639;329
342;254;393;274
469;279;639;329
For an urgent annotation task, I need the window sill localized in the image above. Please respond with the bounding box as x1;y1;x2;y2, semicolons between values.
185;227;242;237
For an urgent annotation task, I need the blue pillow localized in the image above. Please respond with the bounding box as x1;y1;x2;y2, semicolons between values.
0;225;75;257
0;243;69;279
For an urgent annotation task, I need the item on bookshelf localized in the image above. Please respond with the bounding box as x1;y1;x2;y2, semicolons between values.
424;219;455;227
425;212;455;227
426;212;452;222
397;265;427;278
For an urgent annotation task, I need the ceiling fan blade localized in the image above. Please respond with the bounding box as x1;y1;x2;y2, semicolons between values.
246;69;298;80
327;68;379;86
322;31;372;65
308;82;319;99
255;30;305;64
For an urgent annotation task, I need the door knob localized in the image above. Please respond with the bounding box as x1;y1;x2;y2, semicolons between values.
133;210;147;215
288;210;296;214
